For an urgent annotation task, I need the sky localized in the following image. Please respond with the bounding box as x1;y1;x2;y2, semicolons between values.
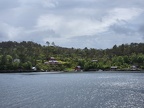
0;0;144;49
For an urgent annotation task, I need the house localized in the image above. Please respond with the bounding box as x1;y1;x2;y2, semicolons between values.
130;65;137;70
111;66;118;71
32;67;37;71
75;66;82;71
48;57;59;64
91;60;98;62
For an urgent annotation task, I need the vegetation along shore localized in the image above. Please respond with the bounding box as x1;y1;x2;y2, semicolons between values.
0;41;144;73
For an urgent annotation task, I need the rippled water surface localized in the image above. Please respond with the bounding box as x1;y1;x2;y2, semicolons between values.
0;72;144;108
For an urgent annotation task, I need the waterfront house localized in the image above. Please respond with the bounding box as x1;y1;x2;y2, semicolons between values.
32;67;37;71
75;66;81;71
111;66;118;71
130;65;137;70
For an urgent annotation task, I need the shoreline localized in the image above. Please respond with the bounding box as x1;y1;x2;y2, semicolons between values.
0;70;144;73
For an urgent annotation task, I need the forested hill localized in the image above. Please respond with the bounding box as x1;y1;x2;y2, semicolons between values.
0;41;144;71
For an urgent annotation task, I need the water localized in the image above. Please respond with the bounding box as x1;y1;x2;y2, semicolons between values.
0;71;144;108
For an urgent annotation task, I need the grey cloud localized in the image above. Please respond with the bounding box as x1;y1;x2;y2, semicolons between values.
137;13;144;36
139;25;144;33
0;0;57;29
13;8;42;29
64;27;143;49
56;0;144;10
109;21;137;35
14;29;60;44
0;24;9;40
62;35;114;49
139;24;144;40
0;0;20;10
0;31;8;40
49;0;144;24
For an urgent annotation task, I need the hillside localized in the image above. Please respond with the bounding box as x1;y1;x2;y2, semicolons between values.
0;41;144;72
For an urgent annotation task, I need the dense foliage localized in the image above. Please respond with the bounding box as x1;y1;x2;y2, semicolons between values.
0;41;144;72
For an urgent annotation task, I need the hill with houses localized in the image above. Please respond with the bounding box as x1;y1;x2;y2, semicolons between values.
0;41;144;72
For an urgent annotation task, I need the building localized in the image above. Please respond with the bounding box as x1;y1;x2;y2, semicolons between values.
130;65;137;70
75;66;82;71
91;60;98;62
48;57;59;64
32;67;37;71
111;66;118;71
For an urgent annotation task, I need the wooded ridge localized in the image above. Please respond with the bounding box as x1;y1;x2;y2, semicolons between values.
0;41;144;72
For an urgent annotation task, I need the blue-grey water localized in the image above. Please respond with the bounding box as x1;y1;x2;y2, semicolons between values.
0;71;144;108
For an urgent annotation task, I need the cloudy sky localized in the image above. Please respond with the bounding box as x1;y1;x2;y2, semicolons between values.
0;0;144;49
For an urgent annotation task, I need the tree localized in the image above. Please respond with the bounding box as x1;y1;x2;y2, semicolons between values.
51;42;55;46
46;41;50;46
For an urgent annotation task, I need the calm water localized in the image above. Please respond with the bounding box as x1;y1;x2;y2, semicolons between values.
0;71;144;108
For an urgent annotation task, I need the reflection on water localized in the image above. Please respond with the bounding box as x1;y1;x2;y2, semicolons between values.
0;72;144;108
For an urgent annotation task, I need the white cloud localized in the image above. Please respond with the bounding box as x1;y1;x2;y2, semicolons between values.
36;7;143;38
0;22;23;40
